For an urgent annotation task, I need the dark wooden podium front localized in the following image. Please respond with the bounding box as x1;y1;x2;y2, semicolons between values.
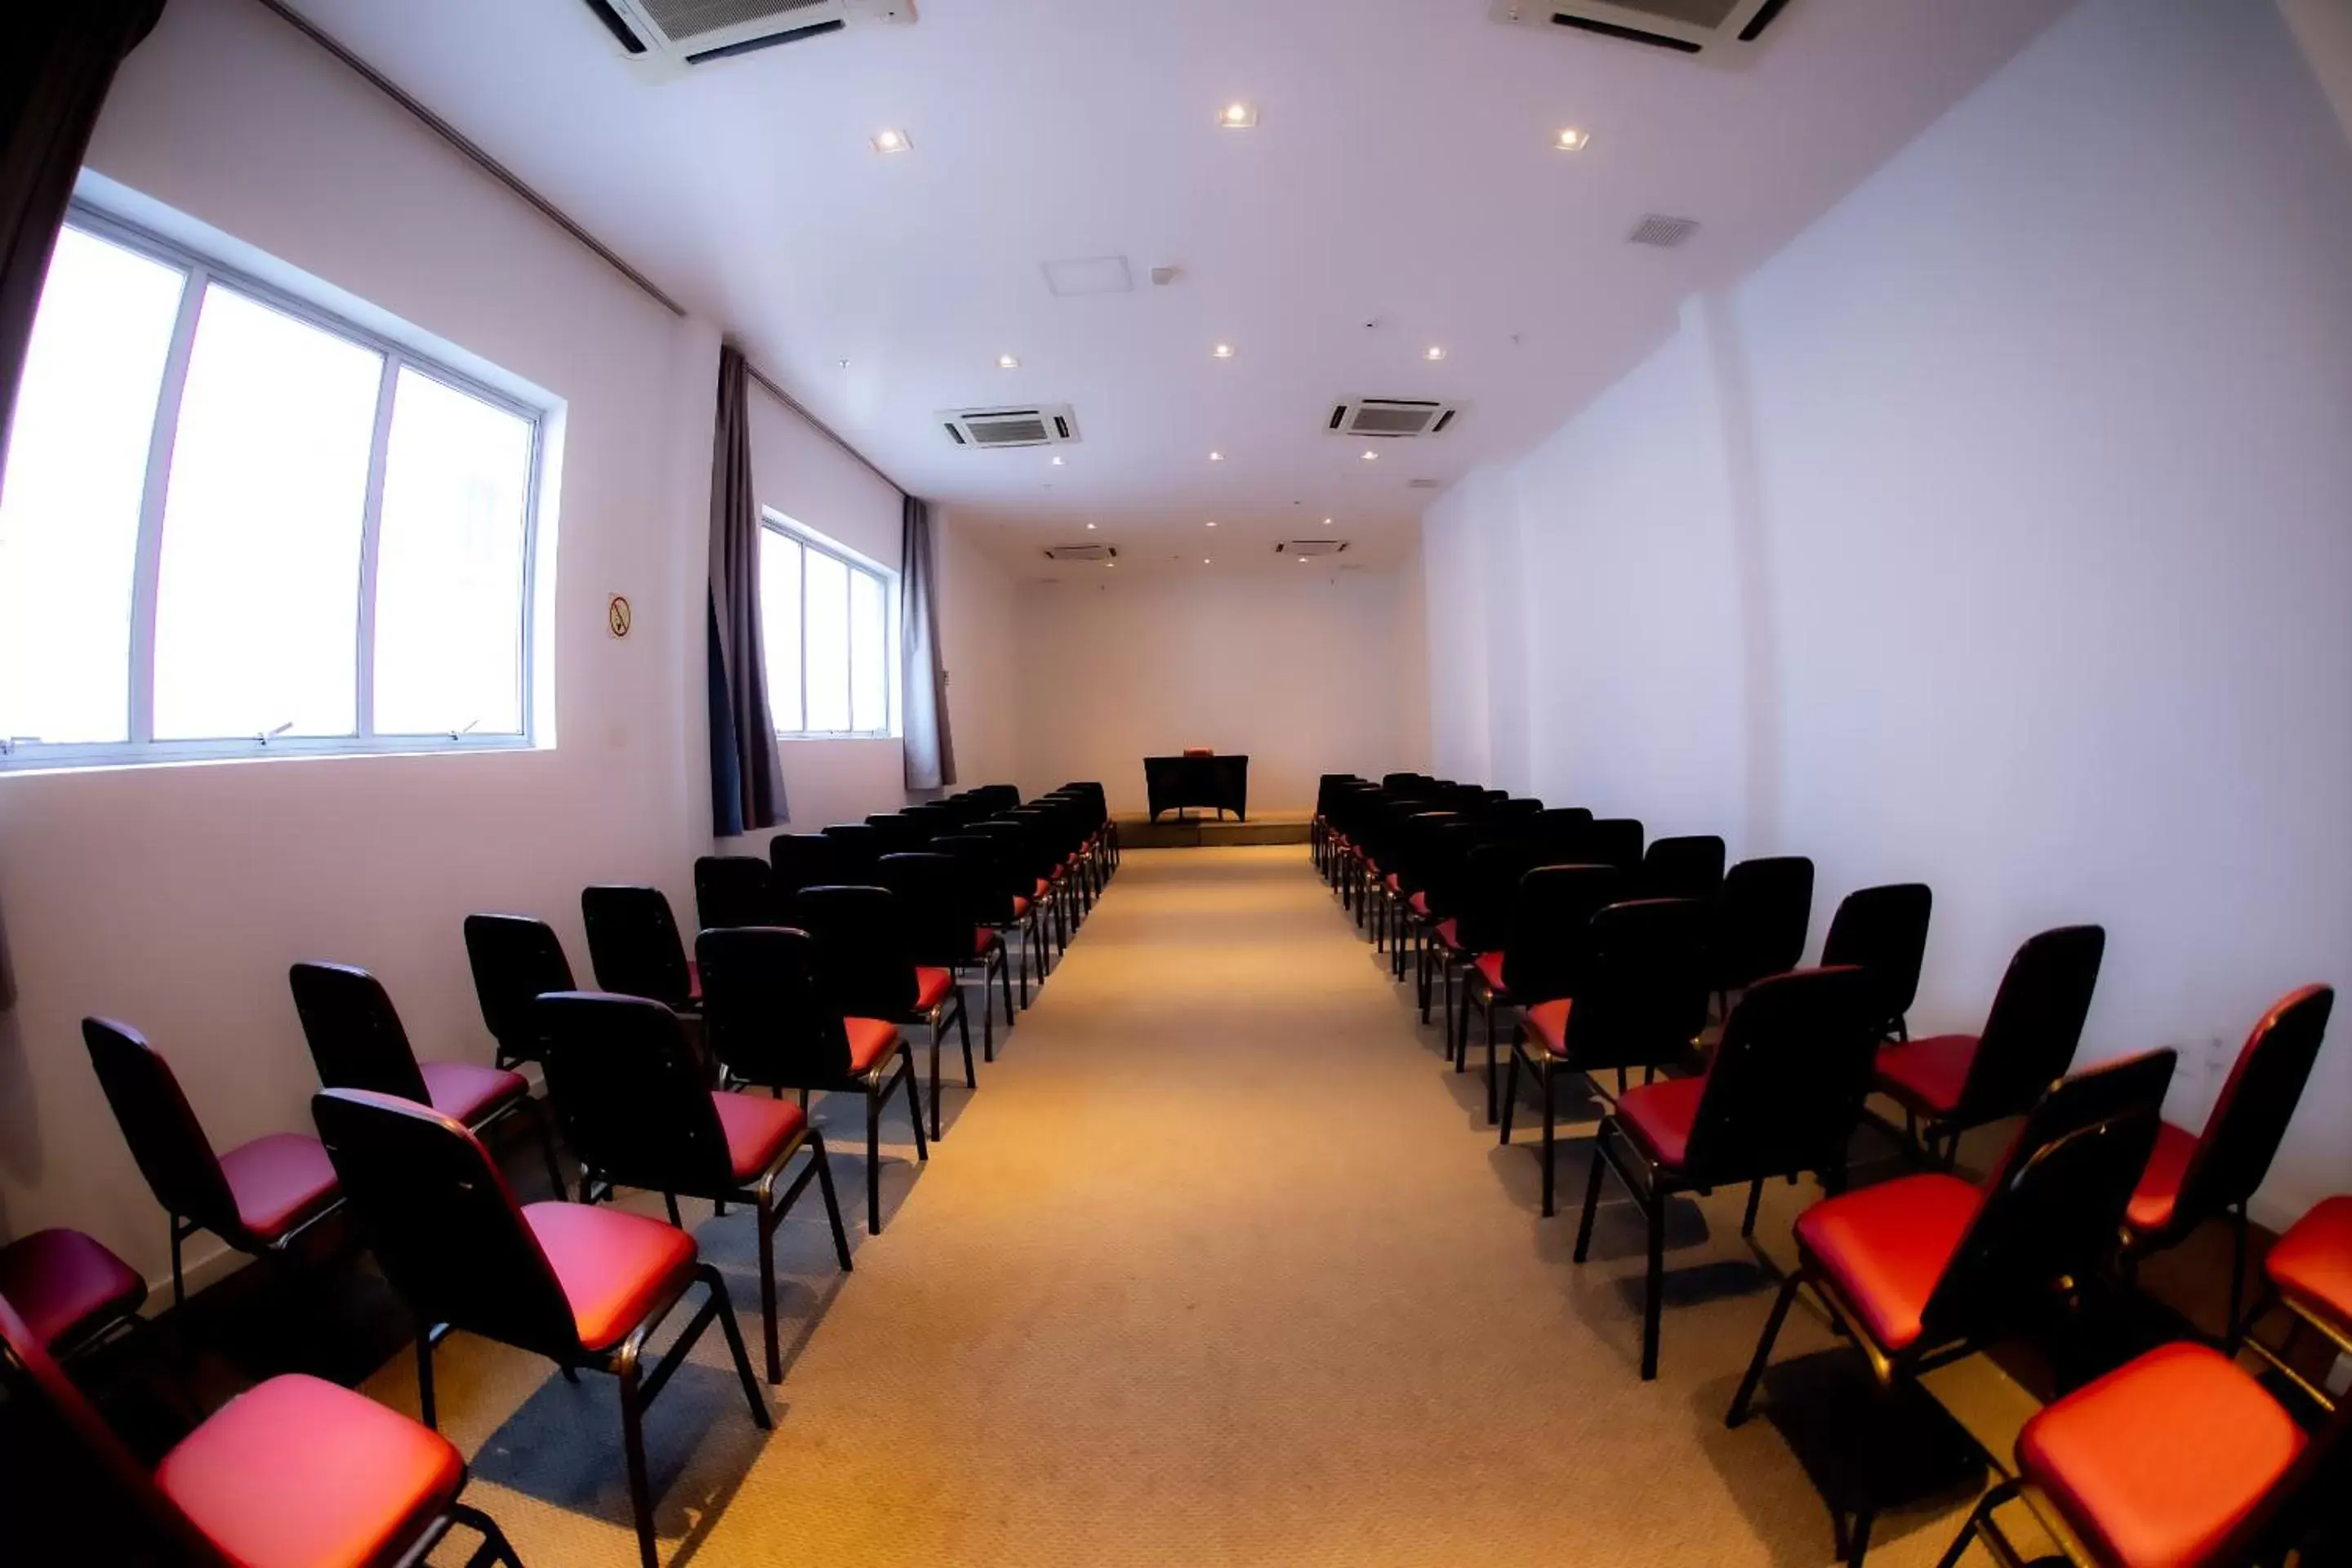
1143;755;1249;822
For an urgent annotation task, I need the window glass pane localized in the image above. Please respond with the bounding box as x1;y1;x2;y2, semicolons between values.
803;547;850;732
850;566;887;733
0;227;185;744
372;368;531;734
760;531;802;733
154;285;379;739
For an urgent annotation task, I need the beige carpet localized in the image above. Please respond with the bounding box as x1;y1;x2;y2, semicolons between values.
390;845;2013;1566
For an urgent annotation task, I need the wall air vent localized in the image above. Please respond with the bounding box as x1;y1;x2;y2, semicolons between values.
1628;214;1701;248
1327;398;1467;440
1042;544;1116;564
580;0;913;77
939;403;1080;449
1486;0;1793;59
1275;540;1350;558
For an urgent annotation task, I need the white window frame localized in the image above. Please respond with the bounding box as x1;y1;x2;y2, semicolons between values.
761;511;899;740
0;200;549;773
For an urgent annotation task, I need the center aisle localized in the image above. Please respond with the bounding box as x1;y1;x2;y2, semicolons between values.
412;845;1957;1565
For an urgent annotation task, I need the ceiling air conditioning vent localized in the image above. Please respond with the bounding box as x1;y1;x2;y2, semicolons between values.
1487;0;1792;59
1042;544;1116;564
939;403;1080;449
1327;397;1467;440
1275;540;1349;558
1628;214;1702;248
581;0;913;77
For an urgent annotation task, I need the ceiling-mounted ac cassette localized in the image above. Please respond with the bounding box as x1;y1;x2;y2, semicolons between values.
1326;398;1466;440
1487;0;1793;60
1275;540;1349;558
1042;544;1116;563
579;0;914;79
939;403;1080;449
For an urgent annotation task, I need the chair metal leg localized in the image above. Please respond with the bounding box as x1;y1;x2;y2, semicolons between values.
1843;1508;1874;1568
929;1022;943;1142
662;1192;683;1227
1541;1070;1558;1218
616;1350;657;1568
866;1085;884;1235
701;1265;771;1430
756;1189;779;1383
532;1097;566;1198
809;1130;853;1270
997;951;1014;1038
956;999;976;1089
1936;1482;2019;1568
1741;1178;1766;1240
901;1045;929;1162
448;1501;526;1568
416;1330;439;1429
1729;1271;1804;1426
2227;1206;2248;1351
1642;1182;1667;1380
170;1223;186;1309
1573;1136;1607;1260
1485;1009;1500;1124
1499;1049;1521;1144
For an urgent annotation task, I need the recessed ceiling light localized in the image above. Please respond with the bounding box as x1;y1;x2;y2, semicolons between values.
1322;517;1334;526
1218;102;1258;130
1209;451;1223;461
1424;345;1447;361
1203;558;1213;564
1212;343;1236;359
996;354;1019;369
1296;554;1307;563
1206;519;1218;528
1361;449;1379;461
1085;521;1096;529
1050;455;1064;466
1554;127;1589;153
872;128;911;154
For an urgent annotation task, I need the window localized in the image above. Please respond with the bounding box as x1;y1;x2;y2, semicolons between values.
0;205;543;769
759;516;895;737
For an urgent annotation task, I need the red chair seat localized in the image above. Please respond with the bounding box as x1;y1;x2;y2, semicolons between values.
1033;879;1052;900
218;1133;342;1244
2017;1342;2304;1568
710;1091;808;1182
1409;892;1430;917
0;1227;145;1352
686;959;702;1003
1433;920;1463;954
420;1062;527;1126
1013;896;1032;917
1873;1034;1980;1116
1525;999;1572;1057
914;966;956;1013
155;1372;464;1568
2125;1120;2198;1236
973;927;1000;957
523;1201;697;1353
845;1018;901;1076
1384;874;1401;893
2266;1194;2352;1330
1796;1173;1981;1350
1473;951;1509;996
1617;1076;1708;1170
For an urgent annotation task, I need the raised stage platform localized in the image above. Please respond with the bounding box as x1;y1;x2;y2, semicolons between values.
1116;813;1310;849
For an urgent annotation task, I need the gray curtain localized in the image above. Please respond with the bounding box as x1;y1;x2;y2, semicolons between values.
707;344;786;834
901;496;956;791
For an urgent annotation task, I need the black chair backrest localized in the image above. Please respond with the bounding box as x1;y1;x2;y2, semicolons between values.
820;823;882;878
698;925;858;1088
1712;857;1816;992
932;834;1019;923
1917;1049;2174;1347
865;813;928;855
1418;820;1485;920
1556;899;1712;1071
1958;924;2106;1122
1455;842;1539;954
1492;797;1544;822
1683;966;1882;1183
769;833;848;909
288;961;431;1104
464;913;577;1067
1529;808;1595;861
82;1018;238;1239
1642;835;1726;900
695;854;777;931
311;1088;583;1361
793;885;918;1018
1820;882;1933;1031
581;884;695;1009
1586;818;1644;873
538;991;734;1195
2173;984;2335;1232
875;852;979;969
1500;864;1622;1004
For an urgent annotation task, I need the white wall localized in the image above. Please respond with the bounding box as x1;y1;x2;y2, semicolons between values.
1422;0;2352;1225
935;507;1022;789
0;0;716;1284
1016;567;1428;817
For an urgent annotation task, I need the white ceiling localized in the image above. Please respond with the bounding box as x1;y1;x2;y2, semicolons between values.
279;0;2067;575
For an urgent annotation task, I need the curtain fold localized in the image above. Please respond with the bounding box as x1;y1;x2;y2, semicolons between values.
706;344;787;835
901;496;956;791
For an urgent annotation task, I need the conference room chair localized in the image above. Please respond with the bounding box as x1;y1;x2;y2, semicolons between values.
1640;834;1726;900
464;912;578;1070
971;818;1062;972
694;853;778;931
535;990;852;1383
1414;819;1483;1028
1575;966;1883;1379
768;833;848;915
933;831;1042;1009
2243;1193;2352;1412
879;850;1013;1061
698;925;927;1234
289;960;564;1197
1484;863;1623;1122
1452;841;1540;1078
1872;924;2106;1169
1586;817;1645;874
998;810;1080;957
0;1227;147;1365
2119;984;2333;1344
794;885;972;1143
863;813;928;856
1726;1049;2175;1568
1708;856;1816;1015
581;884;701;1013
1387;810;1459;984
85;1018;341;1308
0;1291;528;1568
1312;773;1357;875
1499;898;1713;1217
1528;807;1595;856
821;822;884;880
1934;1339;2346;1568
312;1087;767;1568
1820;882;1934;1041
1053;780;1117;878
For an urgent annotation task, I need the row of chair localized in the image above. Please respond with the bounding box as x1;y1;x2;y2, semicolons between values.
0;781;1118;1568
1316;771;2351;1567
